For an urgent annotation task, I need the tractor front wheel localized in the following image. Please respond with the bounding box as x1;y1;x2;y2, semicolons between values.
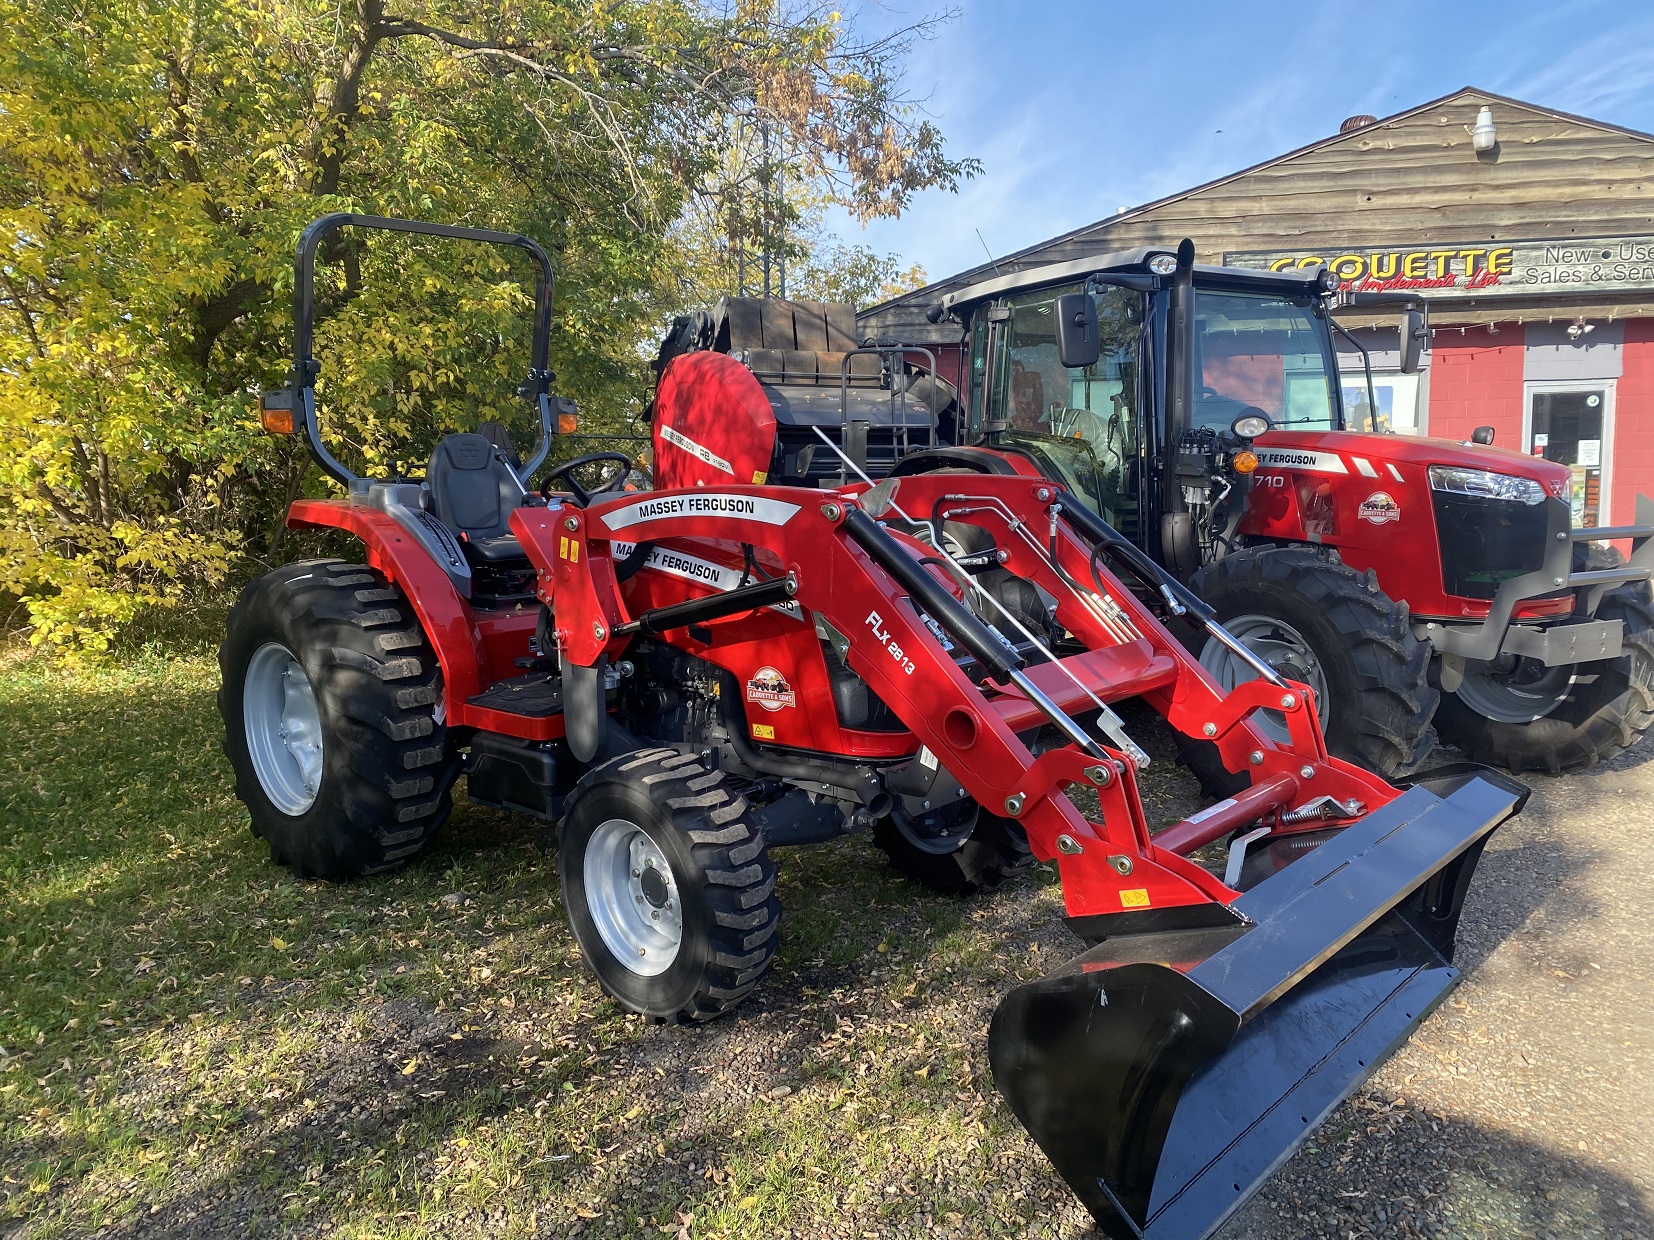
218;559;456;880
873;804;1035;895
557;749;781;1022
1183;547;1439;794
1434;580;1654;774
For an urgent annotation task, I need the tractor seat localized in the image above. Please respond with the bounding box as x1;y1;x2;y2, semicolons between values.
426;432;528;564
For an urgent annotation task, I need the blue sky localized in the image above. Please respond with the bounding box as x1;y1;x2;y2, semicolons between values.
824;0;1654;285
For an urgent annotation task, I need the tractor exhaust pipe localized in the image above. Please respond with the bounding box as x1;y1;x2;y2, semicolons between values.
988;765;1527;1240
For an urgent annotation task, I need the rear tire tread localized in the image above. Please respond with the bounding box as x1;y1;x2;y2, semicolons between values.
1182;547;1439;794
218;559;454;879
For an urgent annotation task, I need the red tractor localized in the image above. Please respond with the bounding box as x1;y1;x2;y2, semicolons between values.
902;242;1654;784
655;242;1654;784
223;216;1527;1240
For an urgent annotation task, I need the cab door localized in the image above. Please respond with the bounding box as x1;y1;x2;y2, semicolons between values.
976;283;1147;539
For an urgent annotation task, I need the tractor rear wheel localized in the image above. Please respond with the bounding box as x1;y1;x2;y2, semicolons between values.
557;749;781;1022
873;804;1036;895
219;559;455;879
1434;572;1654;775
1182;547;1438;795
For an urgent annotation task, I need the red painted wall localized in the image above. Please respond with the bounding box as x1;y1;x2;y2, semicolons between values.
1614;319;1654;527
1425;326;1526;447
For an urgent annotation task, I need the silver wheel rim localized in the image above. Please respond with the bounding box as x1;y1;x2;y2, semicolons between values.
1199;613;1332;744
583;818;683;977
243;642;324;815
1454;658;1577;724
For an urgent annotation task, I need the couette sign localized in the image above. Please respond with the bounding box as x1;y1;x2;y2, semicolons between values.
1224;235;1654;298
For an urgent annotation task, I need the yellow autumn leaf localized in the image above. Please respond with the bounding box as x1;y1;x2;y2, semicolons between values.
401;1059;419;1075
270;937;288;951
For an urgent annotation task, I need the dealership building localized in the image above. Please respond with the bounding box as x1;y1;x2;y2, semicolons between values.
862;87;1654;530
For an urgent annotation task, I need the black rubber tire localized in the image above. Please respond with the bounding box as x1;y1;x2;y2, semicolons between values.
1434;566;1654;776
941;519;1057;643
873;808;1035;895
557;748;781;1022
1179;547;1439;795
218;559;455;879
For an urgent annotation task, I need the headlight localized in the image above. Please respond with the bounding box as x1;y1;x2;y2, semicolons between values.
1231;413;1271;439
1147;253;1178;275
1428;465;1548;505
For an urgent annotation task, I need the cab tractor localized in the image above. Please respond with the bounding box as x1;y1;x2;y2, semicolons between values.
224;215;1527;1240
895;242;1654;784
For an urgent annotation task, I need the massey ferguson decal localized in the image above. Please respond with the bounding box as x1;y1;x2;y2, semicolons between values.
611;541;802;619
1254;448;1349;475
599;493;802;530
1358;491;1402;525
745;666;797;711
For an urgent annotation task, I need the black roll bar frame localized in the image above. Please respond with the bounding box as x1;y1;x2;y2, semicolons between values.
286;213;558;487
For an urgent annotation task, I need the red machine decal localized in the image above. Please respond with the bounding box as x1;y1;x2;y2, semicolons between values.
1358;491;1401;524
746;666;797;711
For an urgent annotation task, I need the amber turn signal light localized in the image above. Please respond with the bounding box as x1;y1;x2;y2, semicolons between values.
259;390;296;435
557;410;579;435
1232;450;1259;474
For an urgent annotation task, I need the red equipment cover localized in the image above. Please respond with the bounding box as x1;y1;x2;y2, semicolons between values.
653;351;776;490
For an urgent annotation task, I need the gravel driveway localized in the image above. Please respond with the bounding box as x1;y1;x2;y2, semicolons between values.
1222;740;1654;1240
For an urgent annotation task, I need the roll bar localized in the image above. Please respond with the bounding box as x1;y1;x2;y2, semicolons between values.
286;213;558;486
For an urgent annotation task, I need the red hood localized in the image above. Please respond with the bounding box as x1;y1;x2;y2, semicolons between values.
1254;429;1572;495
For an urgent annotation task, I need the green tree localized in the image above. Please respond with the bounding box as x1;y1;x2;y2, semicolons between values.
0;0;974;651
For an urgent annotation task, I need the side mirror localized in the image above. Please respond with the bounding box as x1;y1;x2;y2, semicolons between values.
1054;293;1101;370
1399;309;1427;374
1472;426;1495;445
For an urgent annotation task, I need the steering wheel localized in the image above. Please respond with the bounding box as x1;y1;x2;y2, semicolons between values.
540;452;634;506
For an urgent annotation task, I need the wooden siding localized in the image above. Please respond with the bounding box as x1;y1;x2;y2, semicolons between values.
862;89;1654;336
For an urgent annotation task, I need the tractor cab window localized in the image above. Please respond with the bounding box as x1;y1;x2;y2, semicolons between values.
1193;290;1337;431
981;283;1143;533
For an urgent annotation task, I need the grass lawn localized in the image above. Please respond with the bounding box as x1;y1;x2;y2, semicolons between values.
0;643;1210;1239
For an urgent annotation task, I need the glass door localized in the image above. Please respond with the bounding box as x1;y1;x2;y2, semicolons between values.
1527;383;1611;528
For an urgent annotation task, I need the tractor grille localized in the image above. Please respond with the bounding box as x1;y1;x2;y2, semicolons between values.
1432;491;1551;600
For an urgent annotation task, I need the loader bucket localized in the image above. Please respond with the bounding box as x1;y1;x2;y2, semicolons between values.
989;767;1527;1240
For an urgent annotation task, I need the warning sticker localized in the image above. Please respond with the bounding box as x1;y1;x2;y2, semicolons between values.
751;723;776;740
1119;888;1151;908
659;423;734;476
745;666;796;712
1357;491;1402;525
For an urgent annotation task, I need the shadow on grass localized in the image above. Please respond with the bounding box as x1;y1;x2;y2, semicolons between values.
0;657;991;1236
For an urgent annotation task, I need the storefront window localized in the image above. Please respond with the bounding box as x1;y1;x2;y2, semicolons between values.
1528;384;1611;527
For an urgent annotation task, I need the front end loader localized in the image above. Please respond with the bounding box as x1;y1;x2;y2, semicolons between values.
221;215;1527;1239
